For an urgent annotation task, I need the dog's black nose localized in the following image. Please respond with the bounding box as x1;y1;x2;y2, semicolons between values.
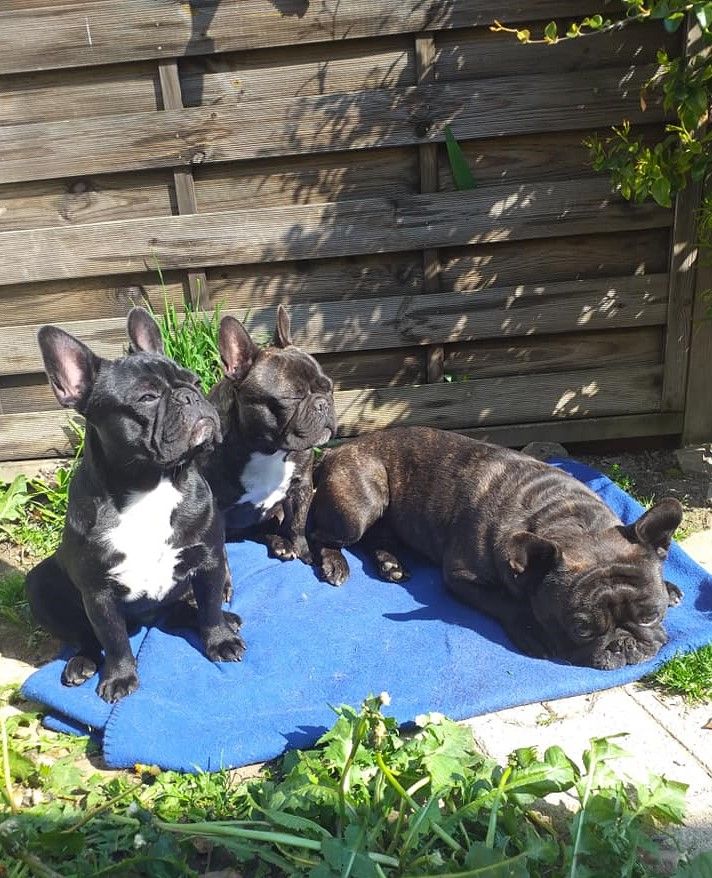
314;396;330;417
174;387;199;407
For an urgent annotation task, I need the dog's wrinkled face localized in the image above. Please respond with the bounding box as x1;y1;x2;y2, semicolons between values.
38;308;221;469
504;498;684;669
218;306;336;453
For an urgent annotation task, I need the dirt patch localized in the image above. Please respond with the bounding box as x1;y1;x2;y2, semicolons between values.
580;449;711;537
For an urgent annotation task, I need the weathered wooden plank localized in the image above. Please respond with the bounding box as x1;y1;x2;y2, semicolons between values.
0;62;160;126
437;125;666;191
0;171;175;233
444;326;664;379
194;147;420;213
0;274;668;376
0;411;84;460
182;37;416;108
207;251;423;310
316;349;425;392
0;1;610;75
0;408;683;462
0;275;185;328
0;181;671;286
457;412;683;448
436;20;679;82
204;229;667;313
441;228;671;290
0;67;664;184
334;364;663;435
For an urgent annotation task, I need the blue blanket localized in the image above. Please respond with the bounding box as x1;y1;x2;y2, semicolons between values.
22;459;712;771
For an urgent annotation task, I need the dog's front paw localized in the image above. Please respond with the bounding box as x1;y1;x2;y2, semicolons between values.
319;548;350;586
665;580;683;607
265;534;313;564
62;655;97;686
97;665;139;703
374;549;410;583
204;624;246;663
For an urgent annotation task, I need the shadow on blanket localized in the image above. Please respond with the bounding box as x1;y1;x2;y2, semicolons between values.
22;459;712;772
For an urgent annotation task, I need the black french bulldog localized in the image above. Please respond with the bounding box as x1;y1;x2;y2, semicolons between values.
308;426;684;670
26;309;245;703
203;306;336;562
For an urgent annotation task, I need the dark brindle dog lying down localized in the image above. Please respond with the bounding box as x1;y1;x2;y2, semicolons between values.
308;426;684;670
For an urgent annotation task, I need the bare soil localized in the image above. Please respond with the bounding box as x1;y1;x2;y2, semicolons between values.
581;448;711;537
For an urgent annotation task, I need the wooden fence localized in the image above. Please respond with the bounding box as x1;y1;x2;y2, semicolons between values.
0;0;709;462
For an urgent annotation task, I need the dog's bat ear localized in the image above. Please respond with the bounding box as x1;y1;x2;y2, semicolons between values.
126;307;164;355
37;326;101;413
506;531;561;580
219;315;259;383
272;304;293;349
628;498;683;558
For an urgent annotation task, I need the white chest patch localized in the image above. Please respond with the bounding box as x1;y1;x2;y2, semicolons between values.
239;451;295;512
105;478;182;603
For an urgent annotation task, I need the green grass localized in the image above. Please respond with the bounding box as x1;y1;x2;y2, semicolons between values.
146;282;224;395
648;646;712;703
0;572;30;629
2;693;709;878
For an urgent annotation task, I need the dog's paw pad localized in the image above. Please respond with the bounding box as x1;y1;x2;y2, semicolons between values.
97;671;139;703
207;630;246;663
320;550;349;587
377;556;411;583
62;655;97;686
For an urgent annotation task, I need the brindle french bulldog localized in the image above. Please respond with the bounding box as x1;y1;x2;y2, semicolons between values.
203;306;336;562
308;426;684;670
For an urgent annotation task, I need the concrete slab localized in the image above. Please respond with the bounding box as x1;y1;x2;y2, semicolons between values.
681;530;712;571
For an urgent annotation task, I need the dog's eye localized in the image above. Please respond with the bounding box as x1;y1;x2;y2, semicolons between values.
638;610;661;626
138;392;160;403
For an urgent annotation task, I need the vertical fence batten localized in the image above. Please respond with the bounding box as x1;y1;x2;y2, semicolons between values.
415;32;445;383
157;59;208;308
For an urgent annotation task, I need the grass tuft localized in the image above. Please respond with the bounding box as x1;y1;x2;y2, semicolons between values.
648;645;712;703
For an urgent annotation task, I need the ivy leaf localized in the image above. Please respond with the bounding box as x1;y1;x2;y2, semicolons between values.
544;21;558;42
651;176;672;207
695;4;712;30
444;125;478;191
664;14;684;33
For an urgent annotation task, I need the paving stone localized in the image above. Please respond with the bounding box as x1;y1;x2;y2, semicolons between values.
680;530;712;572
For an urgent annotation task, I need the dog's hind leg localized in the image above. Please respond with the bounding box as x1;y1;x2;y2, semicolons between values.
308;449;388;586
362;519;410;583
25;556;102;686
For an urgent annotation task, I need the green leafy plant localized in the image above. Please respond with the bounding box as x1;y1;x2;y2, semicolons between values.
493;2;712;237
0;695;706;876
